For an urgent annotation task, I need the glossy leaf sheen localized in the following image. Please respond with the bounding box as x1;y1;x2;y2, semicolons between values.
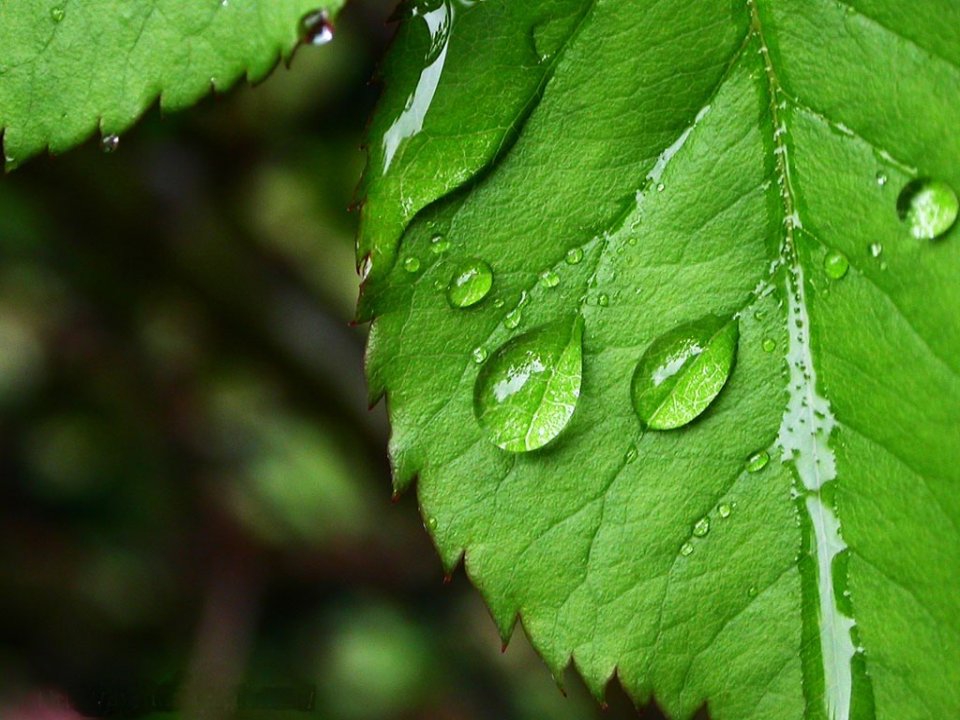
0;0;342;166
362;1;960;719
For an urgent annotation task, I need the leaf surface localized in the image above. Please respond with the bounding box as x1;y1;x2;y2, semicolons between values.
361;1;960;719
0;0;341;166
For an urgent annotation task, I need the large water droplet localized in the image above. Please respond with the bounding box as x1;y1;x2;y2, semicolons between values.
474;318;584;452
300;10;335;45
446;258;493;308
897;178;959;240
630;314;739;431
824;250;849;280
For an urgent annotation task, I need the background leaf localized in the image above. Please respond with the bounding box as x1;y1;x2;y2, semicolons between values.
0;0;342;167
362;1;960;719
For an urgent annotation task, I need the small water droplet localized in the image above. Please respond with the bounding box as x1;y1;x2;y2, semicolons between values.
300;9;334;45
762;338;776;353
427;516;438;530
624;444;638;463
747;585;758;598
823;250;849;280
430;234;451;254
656;183;665;192
503;307;522;329
474;318;584;452
472;347;487;364
493;298;505;309
692;516;711;537
869;242;883;258
403;256;421;273
680;542;694;557
631;314;739;431
565;247;584;265
447;258;493;308
896;178;959;240
359;254;373;282
597;293;609;307
100;134;119;153
747;450;770;473
718;502;732;519
50;5;65;22
539;269;560;289
875;172;887;187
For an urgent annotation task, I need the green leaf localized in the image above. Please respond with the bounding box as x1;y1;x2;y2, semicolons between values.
0;0;341;167
361;1;960;719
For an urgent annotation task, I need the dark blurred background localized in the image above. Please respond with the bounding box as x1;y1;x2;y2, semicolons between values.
0;2;665;718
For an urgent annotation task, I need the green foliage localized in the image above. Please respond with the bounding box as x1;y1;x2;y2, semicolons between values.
361;1;960;719
0;0;342;167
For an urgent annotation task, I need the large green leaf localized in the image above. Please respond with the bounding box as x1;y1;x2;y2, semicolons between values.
360;1;960;719
0;0;341;167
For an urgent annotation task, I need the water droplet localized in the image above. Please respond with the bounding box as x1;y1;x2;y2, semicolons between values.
868;242;883;258
565;247;583;265
430;234;450;254
762;338;776;353
692;516;711;537
446;258;493;308
539;270;560;289
747;450;770;473
823;250;849;280
631;314;739;431
718;502;732;519
50;6;65;22
100;134;119;153
680;542;694;557
359;255;373;282
597;293;609;307
427;516;438;530
656;183;665;192
875;172;887;187
403;256;421;273
747;585;758;598
503;307;522;329
624;444;638;463
897;178;959;240
474;318;584;452
472;347;487;364
300;9;334;45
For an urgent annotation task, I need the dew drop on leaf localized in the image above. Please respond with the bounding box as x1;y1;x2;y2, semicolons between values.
680;542;694;557
565;247;584;265
718;502;732;519
746;450;770;473
762;338;776;353
300;10;334;46
430;234;451;254
875;172;887;187
403;256;421;273
446;258;493;308
474;318;584;453
503;307;522;329
823;250;849;280
624;444;638;463
597;293;609;307
100;134;119;153
896;178;959;240
539;269;560;289
630;314;739;431
869;242;883;258
692;516;711;537
50;6;65;22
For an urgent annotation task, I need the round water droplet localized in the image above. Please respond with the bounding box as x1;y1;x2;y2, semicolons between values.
656;183;665;192
631;314;739;431
474;318;584;453
100;134;119;153
565;247;584;265
680;542;694;557
403;257;421;273
503;307;522;329
823;250;849;280
875;172;887;187
762;338;776;353
472;347;487;364
718;502;732;519
446;258;493;308
692;516;711;537
539;269;560;289
897;178;959;240
50;5;65;22
597;293;609;307
747;585;758;598
427;516;438;530
430;234;451;254
746;450;770;473
300;9;334;45
869;242;883;258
